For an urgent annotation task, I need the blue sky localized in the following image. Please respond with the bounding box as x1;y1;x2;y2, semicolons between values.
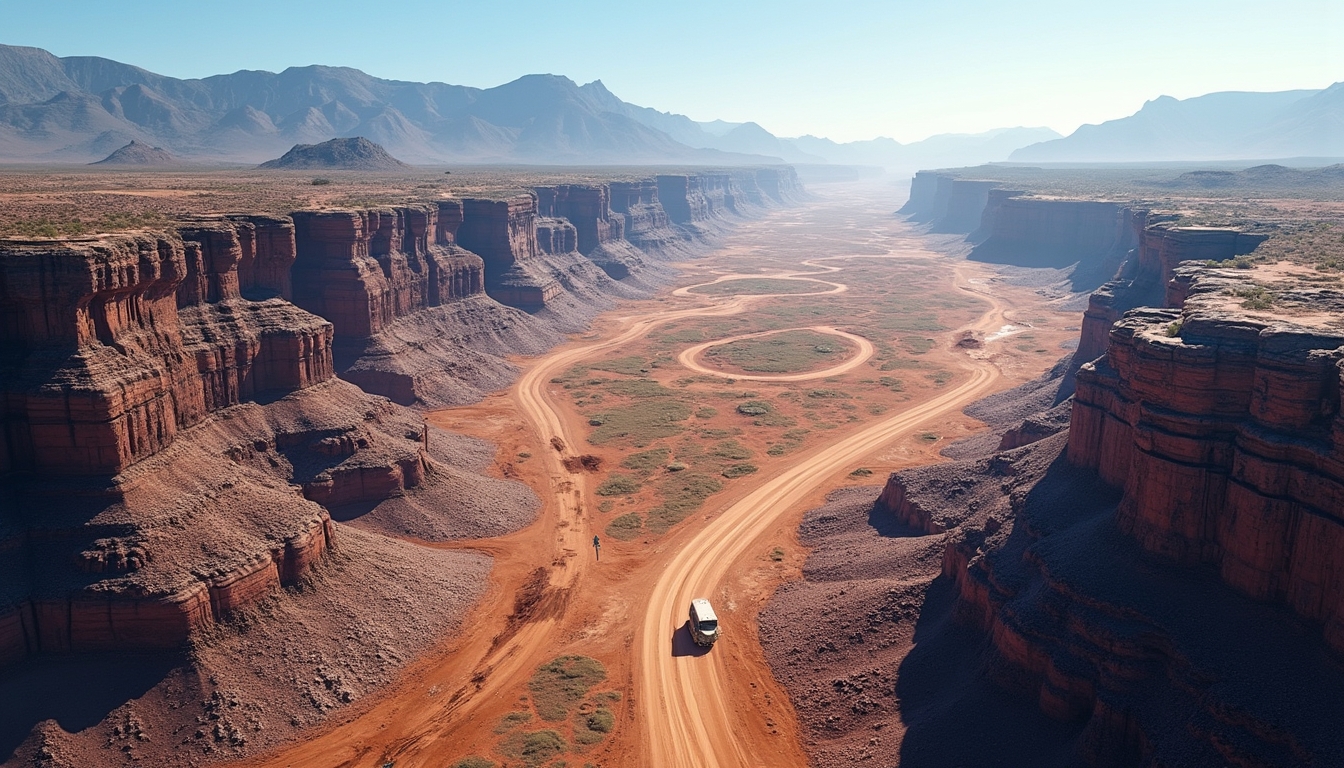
2;0;1340;143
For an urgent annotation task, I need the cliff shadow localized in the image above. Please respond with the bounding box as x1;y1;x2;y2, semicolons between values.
0;650;183;760
670;621;711;658
893;575;1084;767
865;501;934;539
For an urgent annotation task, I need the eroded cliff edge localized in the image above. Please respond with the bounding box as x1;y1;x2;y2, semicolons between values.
0;165;804;766
763;184;1344;766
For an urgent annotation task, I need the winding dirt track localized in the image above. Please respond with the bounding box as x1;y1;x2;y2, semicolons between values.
637;262;1009;767
676;325;875;382
237;195;1017;768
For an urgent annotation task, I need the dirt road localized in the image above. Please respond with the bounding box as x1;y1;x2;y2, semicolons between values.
235;185;1029;768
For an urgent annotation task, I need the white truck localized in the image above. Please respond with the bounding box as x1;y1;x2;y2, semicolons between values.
689;597;720;647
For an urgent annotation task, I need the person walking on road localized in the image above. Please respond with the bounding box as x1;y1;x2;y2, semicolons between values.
593;534;601;561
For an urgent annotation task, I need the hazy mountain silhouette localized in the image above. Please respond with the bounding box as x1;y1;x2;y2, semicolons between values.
1011;85;1344;162
0;42;1077;168
0;44;777;164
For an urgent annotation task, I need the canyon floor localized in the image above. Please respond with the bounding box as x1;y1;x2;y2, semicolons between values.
207;180;1078;768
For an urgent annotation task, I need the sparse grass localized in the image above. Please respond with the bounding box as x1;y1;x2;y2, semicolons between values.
453;757;495;768
1230;285;1276;309
722;463;758;478
528;657;607;722
499;730;566;766
495;711;533;734
709;440;752;460
902;337;935;355
586;400;691;446
0;211;169;239
879;376;905;392
573;706;615;745
735;400;772;416
694;406;717;419
700;330;855;374
606;512;643;540
595;474;641;496
645;473;724;532
620;448;670;471
590;356;651;375
688;278;822;296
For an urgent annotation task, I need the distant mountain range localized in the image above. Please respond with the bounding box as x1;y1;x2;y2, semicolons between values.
0;43;1056;167
1011;84;1344;163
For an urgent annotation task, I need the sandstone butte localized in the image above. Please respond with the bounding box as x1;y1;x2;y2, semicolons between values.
0;168;803;669
870;178;1344;765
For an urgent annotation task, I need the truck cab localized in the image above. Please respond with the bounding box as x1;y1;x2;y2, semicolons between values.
689;598;720;647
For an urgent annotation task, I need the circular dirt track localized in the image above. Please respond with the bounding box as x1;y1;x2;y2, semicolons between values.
672;273;844;298
677;325;874;382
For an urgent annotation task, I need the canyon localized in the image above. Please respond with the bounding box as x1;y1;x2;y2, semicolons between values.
0;165;801;766
763;169;1344;766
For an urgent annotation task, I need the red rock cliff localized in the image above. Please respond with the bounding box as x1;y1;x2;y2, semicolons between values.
1070;267;1344;649
456;195;562;310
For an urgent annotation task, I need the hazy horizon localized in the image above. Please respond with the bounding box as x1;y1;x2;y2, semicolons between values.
5;0;1340;144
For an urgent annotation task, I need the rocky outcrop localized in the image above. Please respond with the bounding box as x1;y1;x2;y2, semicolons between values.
608;179;691;258
898;172;1002;234
0;224;483;666
1070;268;1344;648
457;195;562;310
970;194;1137;289
860;259;1344;766
291;203;485;339
534;184;647;279
1069;223;1268;390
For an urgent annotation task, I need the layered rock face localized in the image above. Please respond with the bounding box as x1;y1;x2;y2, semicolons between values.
969;194;1136;288
1072;224;1268;382
457;195;562;310
534;184;646;279
290;203;485;339
898;172;1002;234
608;179;690;257
0;226;442;665
1071;269;1344;648
864;259;1344;765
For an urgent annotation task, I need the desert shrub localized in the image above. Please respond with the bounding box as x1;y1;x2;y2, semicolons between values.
621;448;670;471
735;401;771;416
494;710;532;733
453;757;495;768
573;706;616;745
528;657;607;721
311;177;332;186
710;440;753;460
606;513;643;540
595;474;641;496
499;730;566;766
722;463;758;478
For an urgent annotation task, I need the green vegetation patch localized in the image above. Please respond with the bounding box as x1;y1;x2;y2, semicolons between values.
573;706;616;746
587;400;691;446
694;406;718;419
495;711;533;733
606;512;644;540
595;474;642;496
709;440;753;460
499;730;566;766
701;330;855;374
645;472;724;532
528;656;608;721
620;448;670;472
589;356;653;375
1;211;169;239
735;400;772;416
688;278;823;296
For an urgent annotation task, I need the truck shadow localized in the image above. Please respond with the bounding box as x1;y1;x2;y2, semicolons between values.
670;621;712;658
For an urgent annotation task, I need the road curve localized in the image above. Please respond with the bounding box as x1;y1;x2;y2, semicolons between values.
638;256;1011;768
676;325;875;382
